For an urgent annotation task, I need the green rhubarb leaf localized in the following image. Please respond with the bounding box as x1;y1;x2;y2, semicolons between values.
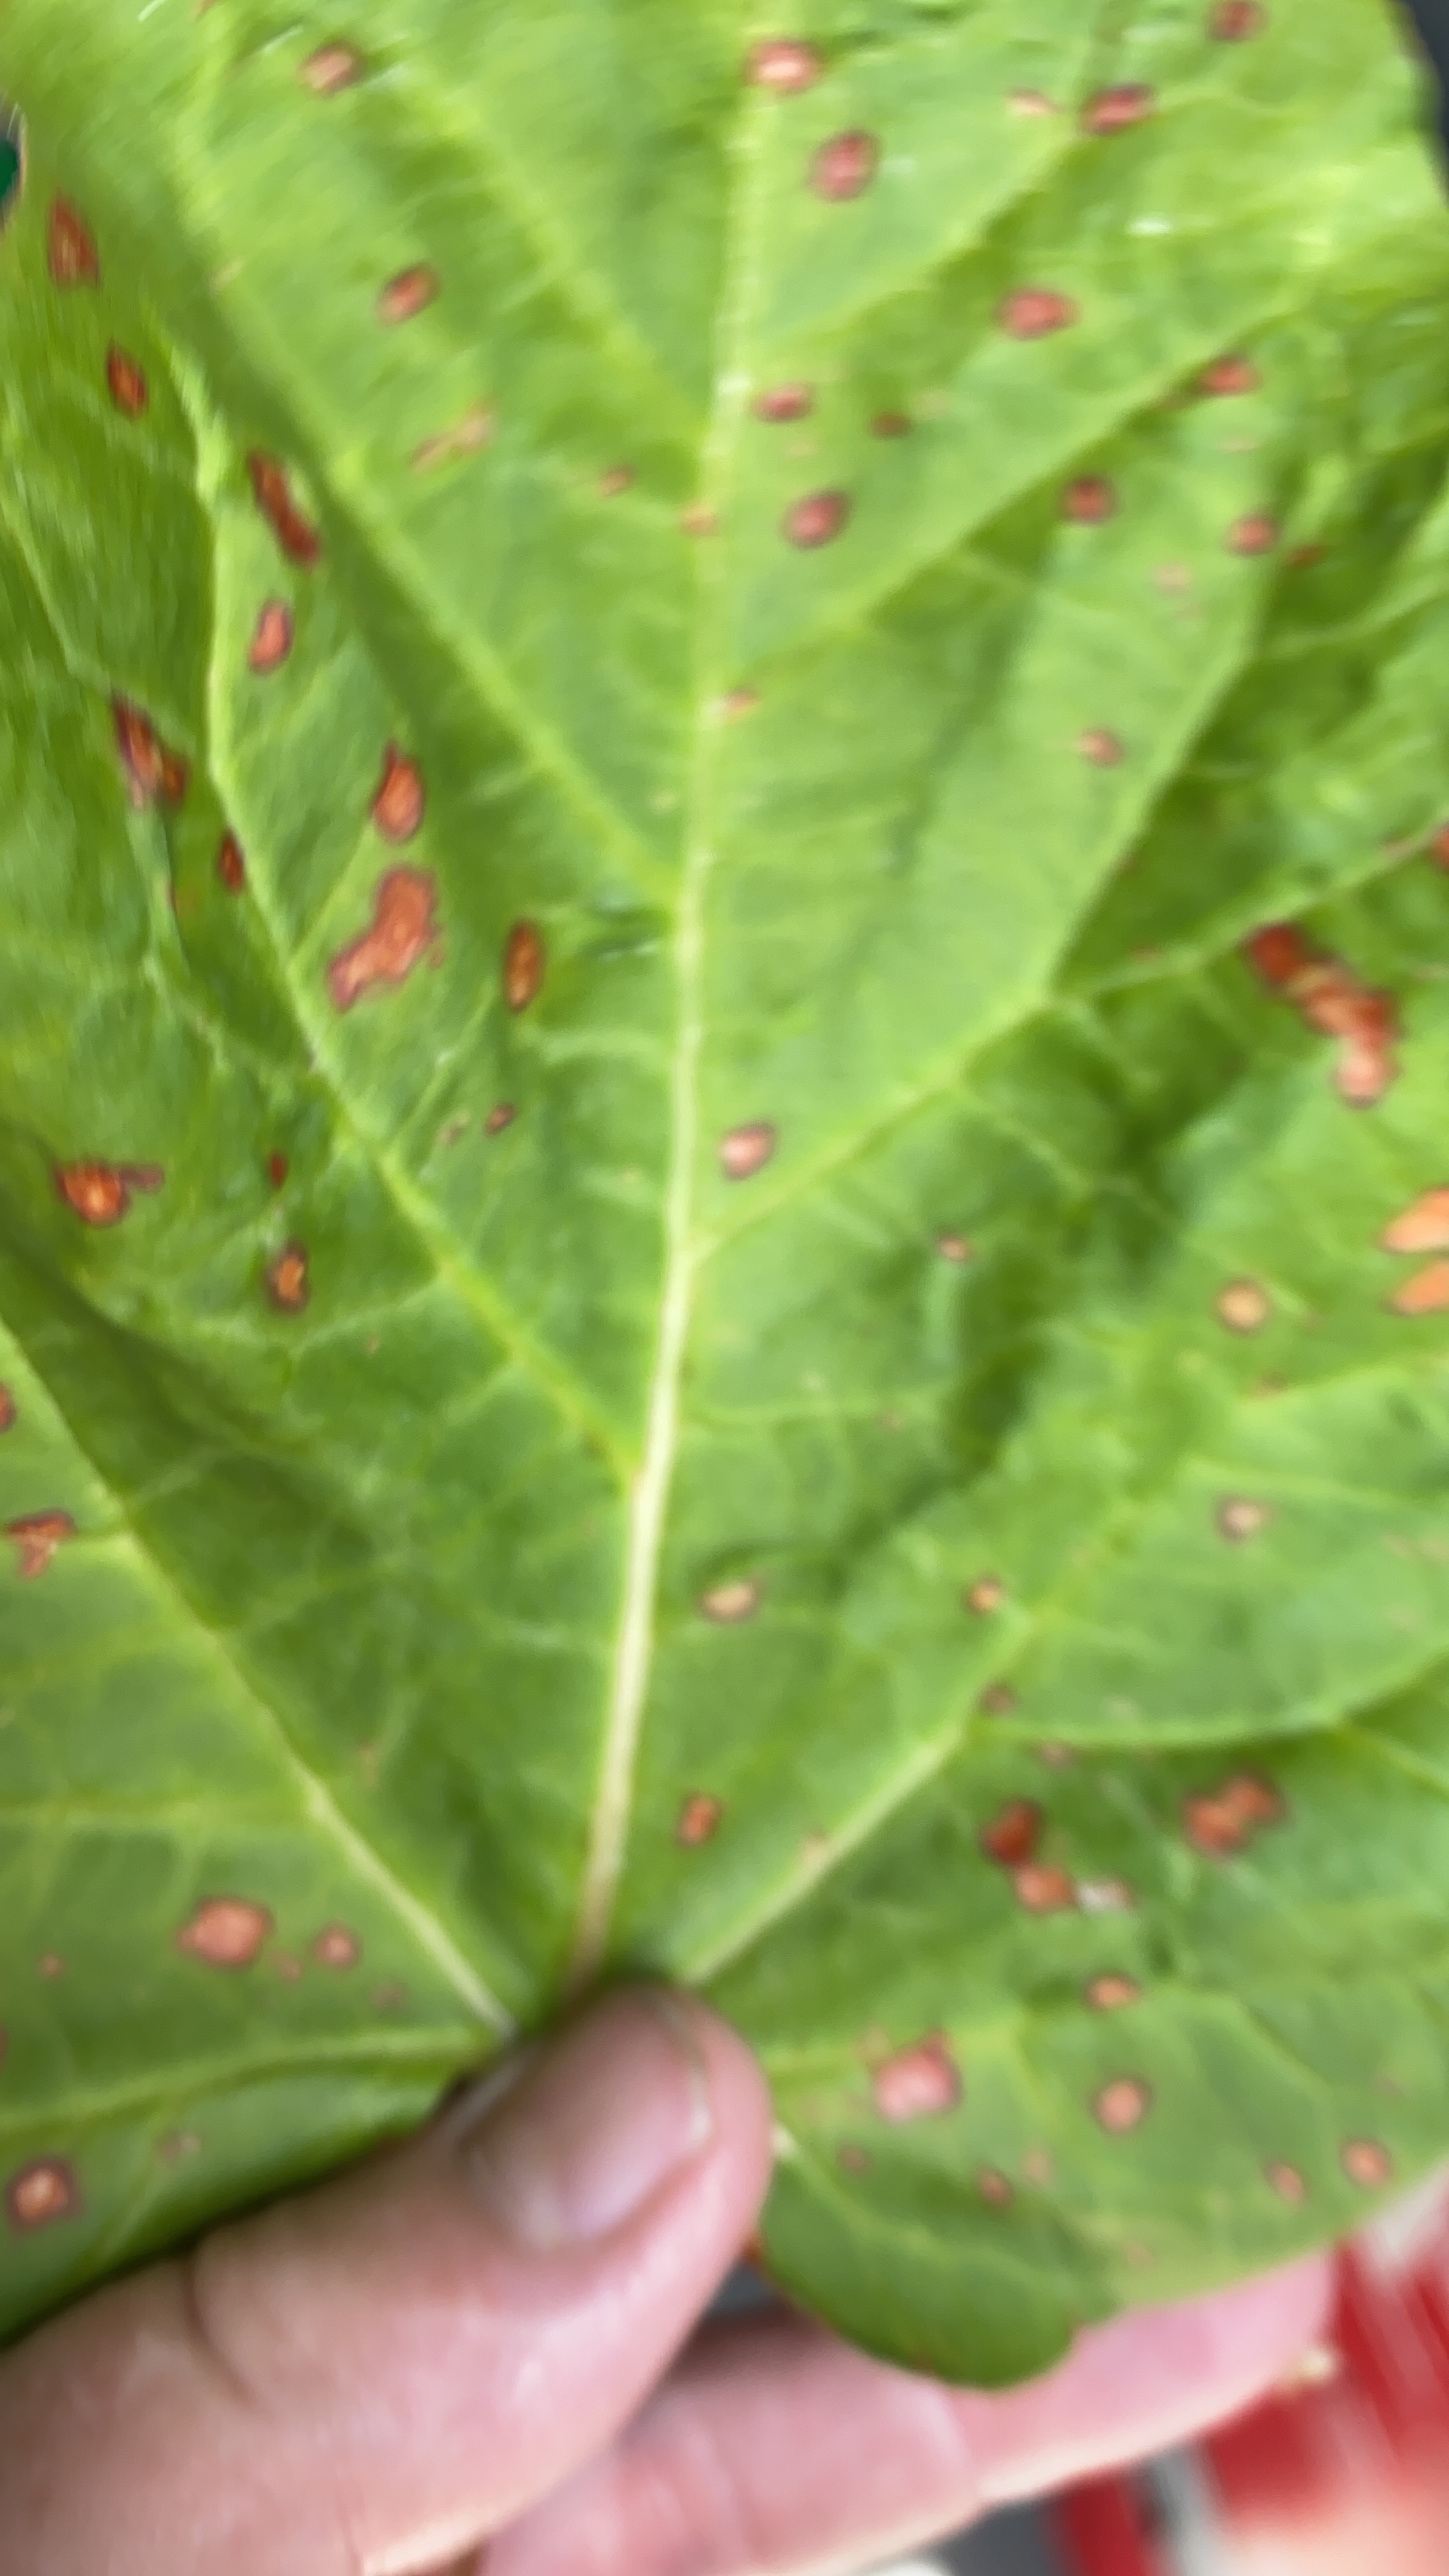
3;0;1449;2385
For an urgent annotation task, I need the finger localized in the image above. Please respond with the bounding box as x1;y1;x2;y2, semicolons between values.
488;2255;1332;2576
0;1988;773;2576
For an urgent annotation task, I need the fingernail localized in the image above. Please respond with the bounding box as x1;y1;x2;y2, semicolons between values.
458;1988;715;2251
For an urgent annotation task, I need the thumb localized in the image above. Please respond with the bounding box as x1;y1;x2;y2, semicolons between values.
0;1988;773;2576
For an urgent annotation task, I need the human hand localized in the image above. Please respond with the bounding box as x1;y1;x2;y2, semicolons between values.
0;1988;1329;2575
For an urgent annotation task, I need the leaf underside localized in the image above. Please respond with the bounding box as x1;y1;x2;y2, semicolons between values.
1;0;1449;2385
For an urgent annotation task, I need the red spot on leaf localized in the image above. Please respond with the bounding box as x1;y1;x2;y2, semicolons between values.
216;831;246;892
329;867;439;1010
965;1576;1004;1614
1342;2138;1393;2190
680;501;718;537
301;42;362;93
1063;476;1116;523
977;2165;1014;2207
1228;513;1278;556
937;1232;973;1263
1184;1768;1284;1856
502;920;545;1013
1094;2077;1152;2134
178;1898;273;1968
371;745;425;842
871;410;912;439
485;1103;517;1136
1200;354;1260;396
7;2158;78;2232
312;1924;361;1969
700;1577;760;1624
754;382;814;423
979;1799;1041;1868
1087;1974;1140;2012
999;288;1078;339
413;406;496;474
979;1681;1018;1715
1218;1495;1270;1544
0;1386;13;1433
248;600;294;674
56;1160;130;1226
1081;84;1155;134
1383;1188;1449;1254
1210;0;1266;35
1390;1260;1449;1318
1267;2159;1307;2202
719;1122;776;1181
1013;1863;1075;1913
810;131;878;201
1246;923;1397;1105
105;346;147;416
113;698;188;808
676;1792;724;1848
1077;728;1124;767
1218;1278;1271;1333
872;2033;961;2124
784;489;851;549
247;452;321;567
6;1513;75;1580
378;264;438;324
266;1243;309;1313
747;38;822;93
48;199;98;286
267;1152;289;1189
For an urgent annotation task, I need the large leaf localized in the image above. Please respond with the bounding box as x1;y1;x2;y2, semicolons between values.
3;0;1449;2386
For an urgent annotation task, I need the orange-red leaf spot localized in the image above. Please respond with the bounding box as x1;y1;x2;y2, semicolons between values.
1081;83;1155;135
56;1159;131;1226
978;1680;1018;1716
872;2033;961;2125
329;867;439;1010
1342;2138;1393;2190
248;600;294;675
246;452;321;567
810;131;878;201
1383;1188;1449;1254
1094;2076;1152;2134
1210;0;1266;35
216;831;246;892
1390;1260;1449;1318
1266;2159;1307;2203
1218;1278;1271;1334
1063;475;1116;523
484;1103;517;1136
1200;354;1260;396
113;697;188;808
371;745;425;843
0;1386;13;1434
178;1898;273;1968
105;345;148;416
936;1232;973;1263
311;1924;361;1969
979;1799;1042;1868
502;919;545;1013
1086;1974;1141;2012
1077;727;1124;767
48;198;98;286
747;38;823;93
266;1242;310;1313
6;1513;75;1580
7;2158;78;2232
1228;513;1279;556
754;381;814;423
977;2165;1014;2208
301;42;362;93
680;500;719;537
378;263;438;325
675;1792;724;1848
871;409;912;439
719;1122;776;1181
1013;1862;1075;1913
412;405;496;474
999;287;1078;339
1218;1495;1270;1543
784;488;851;549
266;1152;289;1190
700;1577;760;1625
966;1575;1006;1615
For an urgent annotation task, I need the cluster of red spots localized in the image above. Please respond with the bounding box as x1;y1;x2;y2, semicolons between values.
302;42;362;94
177;1897;273;1968
378;264;438;325
719;1122;776;1181
0;1385;13;1434
1182;1768;1285;1858
755;382;813;423
113;698;188;808
1078;728;1124;767
1266;2159;1307;2203
1381;1187;1449;1318
810;132;877;201
329;867;439;1010
1210;0;1265;36
1062;475;1116;524
977;1799;1077;1913
312;1924;361;1969
1094;2076;1152;2135
871;2033;961;2125
502;919;545;1013
106;347;148;417
248;600;293;675
56;1159;163;1227
1086;1974;1140;2012
1246;922;1398;1106
999;288;1077;339
676;1792;724;1849
266;1242;309;1313
1342;2138;1393;2190
412;404;495;474
747;38;822;93
1217;1277;1271;1334
5;1512;75;1580
1199;354;1260;396
247;453;321;568
1081;84;1155;135
784;489;850;549
700;1576;760;1625
1228;513;1278;557
965;1575;1004;1615
7;2158;78;2233
371;744;425;842
48;198;98;286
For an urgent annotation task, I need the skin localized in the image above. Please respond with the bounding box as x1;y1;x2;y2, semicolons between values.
0;1988;1330;2576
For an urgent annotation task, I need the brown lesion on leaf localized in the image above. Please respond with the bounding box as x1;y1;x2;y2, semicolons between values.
998;287;1078;339
1266;2159;1307;2202
329;866;439;1010
1217;1495;1271;1544
248;600;294;674
1062;475;1116;523
1093;2076;1151;2134
755;382;814;423
502;920;545;1013
113;698;189;808
746;38;822;93
1210;0;1266;36
412;405;495;473
216;831;246;892
105;347;148;417
871;2033;961;2125
1217;1279;1271;1334
718;1122;776;1181
301;42;364;93
1081;84;1155;134
1389;1261;1449;1318
266;1242;309;1313
1228;513;1278;556
1341;2139;1393;2190
675;1792;724;1848
371;745;425;842
1245;922;1398;1106
247;453;321;566
1182;1768;1285;1858
700;1576;760;1625
1085;1974;1140;2012
1077;727;1124;766
56;1159;163;1226
783;490;851;549
965;1575;1004;1615
7;2157;79;2232
809;131;878;201
6;1512;75;1578
0;1385;14;1433
48;197;98;286
978;1798;1040;1866
378;263;438;325
1013;1862;1075;1913
485;1103;517;1136
1382;1188;1449;1254
312;1925;361;1969
177;1897;273;1968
